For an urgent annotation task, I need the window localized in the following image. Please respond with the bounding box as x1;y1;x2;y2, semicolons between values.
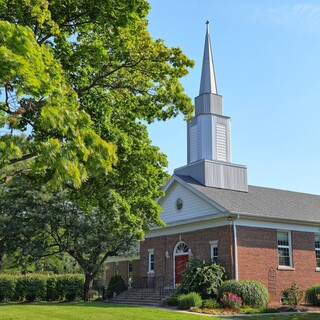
209;240;218;263
128;261;133;278
148;249;154;273
277;231;292;267
113;262;119;275
315;235;320;269
176;198;183;212
175;242;189;255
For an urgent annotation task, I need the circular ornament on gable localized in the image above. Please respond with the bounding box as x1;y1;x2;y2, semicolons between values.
176;198;183;212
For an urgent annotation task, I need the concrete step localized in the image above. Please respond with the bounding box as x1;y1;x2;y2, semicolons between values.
106;288;174;306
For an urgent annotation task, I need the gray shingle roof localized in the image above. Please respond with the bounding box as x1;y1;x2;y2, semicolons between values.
176;175;320;223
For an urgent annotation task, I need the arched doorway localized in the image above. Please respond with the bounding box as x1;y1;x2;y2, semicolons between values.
173;241;189;285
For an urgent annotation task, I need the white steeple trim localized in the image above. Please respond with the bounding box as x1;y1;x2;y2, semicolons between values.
199;21;218;95
177;21;248;192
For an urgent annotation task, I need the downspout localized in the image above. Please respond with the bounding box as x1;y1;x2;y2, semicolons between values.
233;215;239;280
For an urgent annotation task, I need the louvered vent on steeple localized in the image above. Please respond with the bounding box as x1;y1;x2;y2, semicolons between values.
175;21;248;192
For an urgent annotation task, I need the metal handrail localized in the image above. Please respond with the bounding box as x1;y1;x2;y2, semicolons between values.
105;276;175;301
121;276;175;302
159;278;175;300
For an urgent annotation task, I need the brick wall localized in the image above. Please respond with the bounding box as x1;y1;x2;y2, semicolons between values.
105;262;114;286
237;226;320;303
104;260;140;287
105;225;320;305
140;225;234;283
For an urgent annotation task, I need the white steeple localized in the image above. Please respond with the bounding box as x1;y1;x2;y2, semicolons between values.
199;21;218;95
190;21;229;163
174;22;248;192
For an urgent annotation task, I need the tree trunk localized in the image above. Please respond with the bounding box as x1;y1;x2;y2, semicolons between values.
84;273;95;301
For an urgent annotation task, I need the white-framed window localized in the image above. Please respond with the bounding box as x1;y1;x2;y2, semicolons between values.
315;235;320;269
148;249;154;273
113;262;119;275
209;240;218;263
128;261;133;278
277;231;292;268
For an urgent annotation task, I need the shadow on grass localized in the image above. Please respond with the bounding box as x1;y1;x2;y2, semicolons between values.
0;301;143;309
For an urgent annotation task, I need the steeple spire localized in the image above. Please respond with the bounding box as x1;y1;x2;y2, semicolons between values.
174;21;248;192
199;21;218;95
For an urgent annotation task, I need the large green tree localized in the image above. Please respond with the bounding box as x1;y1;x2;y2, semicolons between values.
0;171;164;300
0;20;116;187
0;0;193;186
0;0;194;300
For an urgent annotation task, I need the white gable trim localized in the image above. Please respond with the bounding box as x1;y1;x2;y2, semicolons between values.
159;175;228;213
229;212;320;231
146;211;320;239
105;254;140;263
146;216;231;238
235;216;320;233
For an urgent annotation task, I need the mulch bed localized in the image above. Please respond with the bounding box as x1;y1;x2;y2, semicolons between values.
189;304;320;316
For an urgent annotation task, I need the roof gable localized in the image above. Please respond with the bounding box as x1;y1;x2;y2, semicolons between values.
160;178;223;225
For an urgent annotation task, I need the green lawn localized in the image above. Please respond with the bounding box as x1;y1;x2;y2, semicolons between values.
236;315;320;320
0;302;220;320
2;302;320;320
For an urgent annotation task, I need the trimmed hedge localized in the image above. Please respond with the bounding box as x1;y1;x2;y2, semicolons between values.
15;275;47;301
178;292;203;309
56;275;84;301
0;275;15;301
305;284;320;306
219;280;268;308
47;276;60;301
0;274;84;302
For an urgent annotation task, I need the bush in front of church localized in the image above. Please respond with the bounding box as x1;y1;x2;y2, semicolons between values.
178;258;225;299
106;275;127;299
218;280;268;308
177;292;203;309
305;284;320;306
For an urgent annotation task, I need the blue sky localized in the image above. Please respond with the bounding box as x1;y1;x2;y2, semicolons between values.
146;0;320;195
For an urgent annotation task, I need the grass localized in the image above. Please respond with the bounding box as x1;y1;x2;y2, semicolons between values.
2;302;320;320
0;301;222;320
236;315;320;320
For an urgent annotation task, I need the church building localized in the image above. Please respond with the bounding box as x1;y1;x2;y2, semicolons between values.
105;22;320;304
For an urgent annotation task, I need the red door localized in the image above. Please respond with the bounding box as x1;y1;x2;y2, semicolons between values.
175;254;189;283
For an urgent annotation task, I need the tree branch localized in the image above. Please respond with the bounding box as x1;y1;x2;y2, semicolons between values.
9;153;36;165
76;58;145;94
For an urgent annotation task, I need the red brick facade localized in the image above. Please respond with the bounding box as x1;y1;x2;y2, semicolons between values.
140;225;234;282
237;226;320;303
105;259;140;287
105;224;320;304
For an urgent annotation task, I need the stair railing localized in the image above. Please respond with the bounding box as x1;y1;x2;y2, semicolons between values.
159;278;175;301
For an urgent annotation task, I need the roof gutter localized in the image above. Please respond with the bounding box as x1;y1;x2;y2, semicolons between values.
231;214;240;280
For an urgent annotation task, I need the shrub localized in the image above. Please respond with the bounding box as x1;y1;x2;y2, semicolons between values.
47;276;60;301
240;307;279;314
178;292;202;309
219;280;268;308
106;275;126;299
165;294;180;306
56;274;84;301
15;275;47;301
282;283;304;308
0;275;15;301
178;258;225;298
305;284;320;306
220;292;242;309
203;298;220;308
